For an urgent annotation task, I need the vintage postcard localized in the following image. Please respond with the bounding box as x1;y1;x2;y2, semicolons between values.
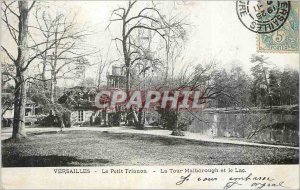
1;1;299;189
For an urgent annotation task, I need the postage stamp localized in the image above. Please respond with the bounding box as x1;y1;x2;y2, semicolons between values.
257;1;299;53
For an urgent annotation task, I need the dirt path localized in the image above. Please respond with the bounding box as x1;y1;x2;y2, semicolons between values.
1;126;298;150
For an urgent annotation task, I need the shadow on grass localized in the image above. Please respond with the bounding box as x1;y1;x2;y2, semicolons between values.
103;132;229;146
29;131;61;136
2;155;110;167
2;130;298;166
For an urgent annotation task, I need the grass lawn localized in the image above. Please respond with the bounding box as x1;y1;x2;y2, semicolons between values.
2;130;299;167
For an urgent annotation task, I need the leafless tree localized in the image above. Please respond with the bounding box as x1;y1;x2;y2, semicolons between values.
164;59;244;136
107;1;187;128
29;8;97;129
1;1;94;138
108;1;186;93
95;51;120;87
1;58;15;118
31;9;94;99
1;58;15;87
162;5;187;83
1;1;49;139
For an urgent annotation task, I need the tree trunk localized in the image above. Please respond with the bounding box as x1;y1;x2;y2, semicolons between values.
137;108;145;129
261;63;272;108
125;66;130;94
103;108;107;126
12;1;29;139
53;73;57;103
122;19;133;128
164;25;170;83
42;62;47;89
41;37;49;90
50;71;55;103
132;109;138;126
12;78;27;139
58;113;65;131
50;29;59;121
171;109;184;136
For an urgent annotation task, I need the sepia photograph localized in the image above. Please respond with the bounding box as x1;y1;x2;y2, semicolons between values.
0;0;299;189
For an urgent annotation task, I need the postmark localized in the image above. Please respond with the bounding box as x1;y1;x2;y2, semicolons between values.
236;1;290;33
257;1;299;53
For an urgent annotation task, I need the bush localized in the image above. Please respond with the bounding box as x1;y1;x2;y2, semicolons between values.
94;115;102;125
178;113;193;131
38;114;59;127
161;109;177;130
161;110;193;131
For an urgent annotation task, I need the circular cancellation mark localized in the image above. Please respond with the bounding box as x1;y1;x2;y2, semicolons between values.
236;1;290;34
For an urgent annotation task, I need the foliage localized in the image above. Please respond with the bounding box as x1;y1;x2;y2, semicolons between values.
161;109;177;130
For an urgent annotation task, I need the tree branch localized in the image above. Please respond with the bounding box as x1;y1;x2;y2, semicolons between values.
28;1;36;12
1;46;16;63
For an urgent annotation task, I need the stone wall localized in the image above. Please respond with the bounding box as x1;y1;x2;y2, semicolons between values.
188;110;299;146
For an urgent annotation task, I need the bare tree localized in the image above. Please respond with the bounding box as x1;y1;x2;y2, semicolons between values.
1;58;15;87
95;51;120;87
163;60;242;136
1;1;93;138
162;5;187;83
1;1;42;139
29;8;96;129
31;10;92;97
107;1;187;128
108;1;185;93
1;58;16;118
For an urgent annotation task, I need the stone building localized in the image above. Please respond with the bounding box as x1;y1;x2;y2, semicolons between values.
59;65;127;127
106;65;126;89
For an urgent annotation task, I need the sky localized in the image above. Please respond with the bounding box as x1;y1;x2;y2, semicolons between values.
57;1;298;70
2;1;299;87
